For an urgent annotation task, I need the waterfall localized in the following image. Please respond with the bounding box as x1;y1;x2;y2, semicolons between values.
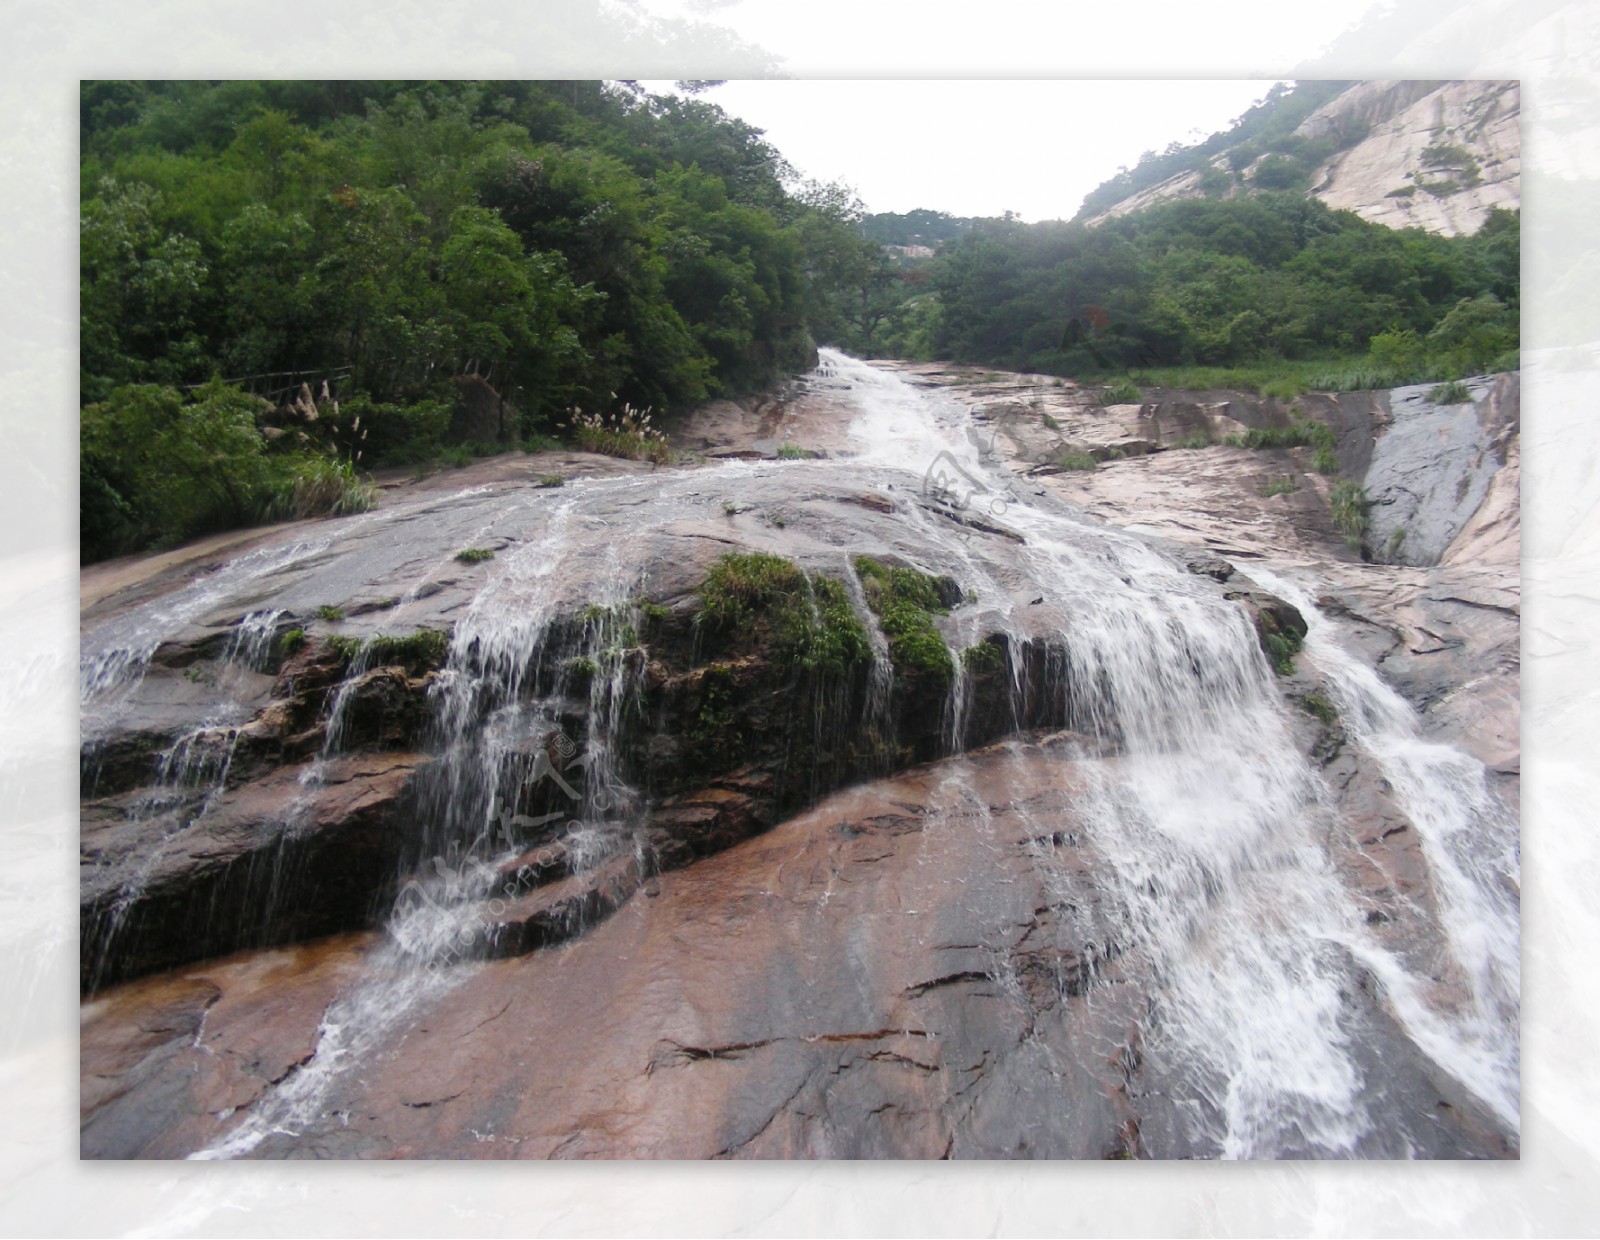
82;607;289;992
112;348;1515;1159
194;502;658;1157
823;349;1518;1154
1254;567;1521;1129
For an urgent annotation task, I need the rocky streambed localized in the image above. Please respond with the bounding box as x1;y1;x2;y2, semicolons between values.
79;352;1520;1160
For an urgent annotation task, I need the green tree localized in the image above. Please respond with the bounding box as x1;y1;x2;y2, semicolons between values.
1426;295;1517;373
80;178;210;399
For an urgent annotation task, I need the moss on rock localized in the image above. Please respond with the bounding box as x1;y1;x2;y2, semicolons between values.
853;556;956;688
696;553;871;680
328;629;449;671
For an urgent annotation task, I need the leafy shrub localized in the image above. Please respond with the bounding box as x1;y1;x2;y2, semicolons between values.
1097;378;1143;405
80;380;378;561
1420;142;1476;168
1425;295;1517;373
1198;165;1233;197
455;547;495;563
1428;380;1473;404
1366;329;1422;372
1251;155;1308;190
338;395;452;467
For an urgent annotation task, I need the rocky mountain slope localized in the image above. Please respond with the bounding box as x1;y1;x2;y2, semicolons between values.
79;354;1520;1160
1087;80;1519;236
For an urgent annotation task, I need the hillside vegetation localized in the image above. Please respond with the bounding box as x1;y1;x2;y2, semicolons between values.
913;194;1518;385
79;80;1520;563
79;80;882;560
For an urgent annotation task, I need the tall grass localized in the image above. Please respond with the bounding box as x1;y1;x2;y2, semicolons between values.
566;403;671;464
1329;481;1369;551
1120;354;1466;395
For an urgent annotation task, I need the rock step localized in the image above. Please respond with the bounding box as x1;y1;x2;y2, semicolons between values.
480;852;642;958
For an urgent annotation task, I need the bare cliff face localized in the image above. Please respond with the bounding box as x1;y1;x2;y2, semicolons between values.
1088;80;1519;237
78;354;1519;1161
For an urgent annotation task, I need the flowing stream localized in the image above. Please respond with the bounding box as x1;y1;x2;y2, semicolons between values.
87;348;1518;1160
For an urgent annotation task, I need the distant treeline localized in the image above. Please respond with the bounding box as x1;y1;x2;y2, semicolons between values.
915;194;1518;377
850;78;1518;389
79;79;883;560
859;208;988;248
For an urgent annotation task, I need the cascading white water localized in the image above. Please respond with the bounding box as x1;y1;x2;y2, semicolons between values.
195;499;658;1157
1253;566;1521;1130
84;607;290;990
169;348;1514;1159
822;348;1519;1155
81;539;335;714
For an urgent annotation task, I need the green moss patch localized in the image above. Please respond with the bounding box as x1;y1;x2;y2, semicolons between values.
329;629;449;670
1299;693;1338;726
696;553;871;679
960;638;1005;675
854;556;956;688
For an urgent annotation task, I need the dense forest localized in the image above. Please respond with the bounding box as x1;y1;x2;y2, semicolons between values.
852;80;1518;383
81;79;1519;564
880;195;1519;382
79;79;883;561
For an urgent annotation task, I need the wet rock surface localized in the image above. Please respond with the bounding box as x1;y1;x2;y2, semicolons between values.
80;353;1518;1160
1363;372;1519;567
80;741;1511;1161
883;359;1519;780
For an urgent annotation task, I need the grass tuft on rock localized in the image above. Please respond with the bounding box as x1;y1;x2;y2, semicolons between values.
1330;481;1369;552
1097;378;1143;405
1428;380;1473;404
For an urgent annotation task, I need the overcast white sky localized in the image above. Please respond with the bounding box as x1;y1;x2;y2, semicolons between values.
651;79;1288;221
633;0;1389;221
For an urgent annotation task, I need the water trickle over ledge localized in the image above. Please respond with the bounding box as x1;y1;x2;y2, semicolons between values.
78;349;1519;1161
